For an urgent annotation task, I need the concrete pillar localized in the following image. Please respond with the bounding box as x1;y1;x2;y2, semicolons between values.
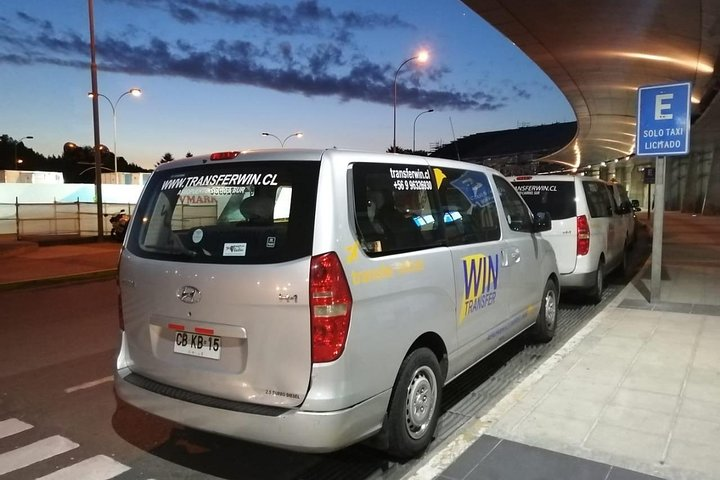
702;146;720;214
682;152;702;213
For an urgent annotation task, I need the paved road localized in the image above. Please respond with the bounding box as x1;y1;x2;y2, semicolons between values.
0;245;643;480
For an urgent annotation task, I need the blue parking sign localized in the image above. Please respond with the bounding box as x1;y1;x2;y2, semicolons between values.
636;82;691;156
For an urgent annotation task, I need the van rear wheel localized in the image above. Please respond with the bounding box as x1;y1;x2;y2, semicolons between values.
385;347;442;459
588;259;604;304
620;241;630;276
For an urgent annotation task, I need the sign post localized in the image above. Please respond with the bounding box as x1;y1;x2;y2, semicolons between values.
636;82;691;304
643;167;656;221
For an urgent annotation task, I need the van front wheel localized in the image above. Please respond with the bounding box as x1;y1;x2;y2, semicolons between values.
531;278;558;342
385;348;442;459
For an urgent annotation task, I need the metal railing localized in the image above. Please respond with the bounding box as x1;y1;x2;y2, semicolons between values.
0;198;136;240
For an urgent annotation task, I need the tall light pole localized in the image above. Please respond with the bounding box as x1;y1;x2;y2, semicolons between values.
413;109;434;152
89;87;142;184
14;135;34;170
261;131;303;147
393;50;429;153
88;0;104;240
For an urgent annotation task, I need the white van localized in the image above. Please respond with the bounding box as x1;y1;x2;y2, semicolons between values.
115;149;559;459
511;175;631;303
606;181;637;248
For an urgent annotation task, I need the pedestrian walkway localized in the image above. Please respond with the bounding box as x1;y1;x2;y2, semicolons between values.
0;418;130;479
406;212;720;480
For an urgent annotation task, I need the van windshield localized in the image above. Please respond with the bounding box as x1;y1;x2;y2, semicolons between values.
512;181;577;220
126;161;320;264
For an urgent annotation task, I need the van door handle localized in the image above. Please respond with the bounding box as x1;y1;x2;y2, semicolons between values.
509;247;521;264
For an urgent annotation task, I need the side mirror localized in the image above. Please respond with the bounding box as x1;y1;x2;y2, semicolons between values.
533;211;552;233
631;199;641;212
617;202;631;215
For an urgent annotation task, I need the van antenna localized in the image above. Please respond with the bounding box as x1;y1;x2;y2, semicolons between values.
449;117;460;161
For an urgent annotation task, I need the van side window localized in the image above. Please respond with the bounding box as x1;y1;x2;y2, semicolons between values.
583;181;613;218
608;184;631;214
352;163;442;256
493;175;534;232
435;168;500;245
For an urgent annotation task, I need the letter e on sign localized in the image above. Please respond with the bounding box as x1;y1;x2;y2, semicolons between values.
654;94;673;120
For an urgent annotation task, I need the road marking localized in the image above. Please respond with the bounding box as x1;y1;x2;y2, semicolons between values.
65;375;114;393
0;418;33;439
36;454;131;480
0;435;78;475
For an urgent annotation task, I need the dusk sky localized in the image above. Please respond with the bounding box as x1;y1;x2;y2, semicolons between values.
0;0;575;170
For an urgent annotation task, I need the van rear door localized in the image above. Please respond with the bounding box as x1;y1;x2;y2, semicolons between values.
512;179;578;274
120;159;320;408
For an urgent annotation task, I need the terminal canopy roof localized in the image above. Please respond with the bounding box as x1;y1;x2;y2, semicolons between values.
462;0;720;169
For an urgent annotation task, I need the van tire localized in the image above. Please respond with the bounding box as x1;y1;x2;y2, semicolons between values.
385;347;442;459
588;259;604;304
620;241;630;276
531;278;558;342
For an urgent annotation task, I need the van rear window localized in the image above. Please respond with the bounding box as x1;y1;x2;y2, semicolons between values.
126;161;320;264
512;181;577;220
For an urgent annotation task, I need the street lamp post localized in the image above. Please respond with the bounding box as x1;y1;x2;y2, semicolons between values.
261;132;303;147
89;88;142;184
413;109;434;152
393;50;429;153
14;135;34;170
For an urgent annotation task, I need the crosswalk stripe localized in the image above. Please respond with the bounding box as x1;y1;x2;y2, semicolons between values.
36;454;131;480
0;435;78;476
0;418;33;439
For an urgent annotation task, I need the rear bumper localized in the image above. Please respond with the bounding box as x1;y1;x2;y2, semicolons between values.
558;270;596;289
114;367;390;453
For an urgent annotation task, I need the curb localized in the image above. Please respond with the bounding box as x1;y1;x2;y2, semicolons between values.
0;269;117;292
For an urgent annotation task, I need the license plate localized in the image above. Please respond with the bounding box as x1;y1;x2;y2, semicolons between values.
174;331;221;360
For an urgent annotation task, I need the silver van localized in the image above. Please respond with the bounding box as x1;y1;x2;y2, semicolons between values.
115;149;559;458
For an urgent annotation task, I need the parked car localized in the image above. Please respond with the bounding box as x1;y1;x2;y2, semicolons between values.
511;175;631;303
114;148;559;459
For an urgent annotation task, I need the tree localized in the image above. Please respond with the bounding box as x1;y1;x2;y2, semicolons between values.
156;152;175;167
385;146;421;155
185;151;193;158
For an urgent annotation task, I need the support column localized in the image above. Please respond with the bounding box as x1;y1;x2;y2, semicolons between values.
703;146;720;214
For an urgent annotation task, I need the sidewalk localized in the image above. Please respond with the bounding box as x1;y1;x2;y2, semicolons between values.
0;237;120;290
407;212;720;480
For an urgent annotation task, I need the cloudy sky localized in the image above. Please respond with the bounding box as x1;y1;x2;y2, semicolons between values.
0;0;574;169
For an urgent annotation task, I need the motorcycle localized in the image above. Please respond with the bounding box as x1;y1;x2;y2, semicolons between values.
105;209;130;241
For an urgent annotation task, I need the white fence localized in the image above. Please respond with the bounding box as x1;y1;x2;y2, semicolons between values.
0;199;136;239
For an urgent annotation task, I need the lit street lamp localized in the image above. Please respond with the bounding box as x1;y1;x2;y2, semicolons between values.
393;50;429;153
88;88;142;183
261;131;303;147
413;109;434;152
14;135;34;170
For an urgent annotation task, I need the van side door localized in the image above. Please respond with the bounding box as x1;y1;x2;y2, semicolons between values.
348;161;457;387
493;175;546;330
432;164;508;373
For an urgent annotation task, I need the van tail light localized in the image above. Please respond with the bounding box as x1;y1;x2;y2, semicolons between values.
515;175;533;180
310;252;353;363
577;214;590;256
210;151;240;161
